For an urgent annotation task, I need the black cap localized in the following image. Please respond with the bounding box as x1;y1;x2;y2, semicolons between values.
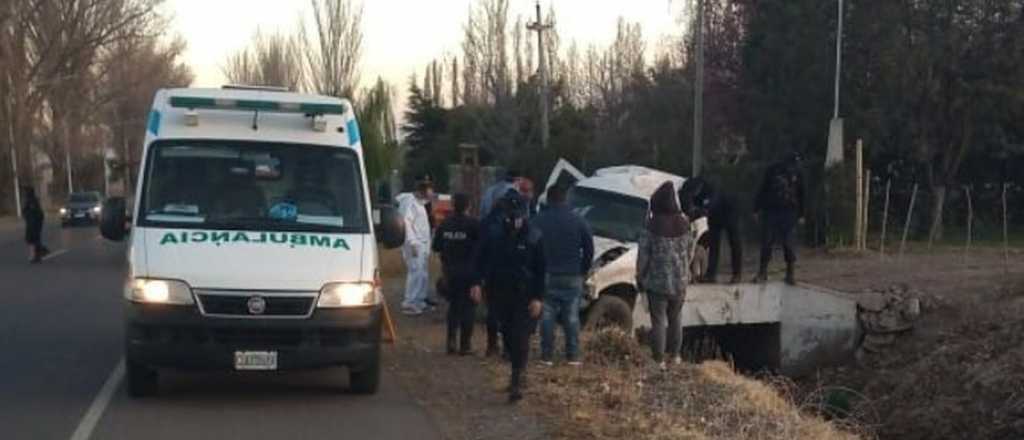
452;193;470;214
500;189;527;218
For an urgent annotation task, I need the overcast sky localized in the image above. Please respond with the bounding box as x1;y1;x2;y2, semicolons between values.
166;0;687;94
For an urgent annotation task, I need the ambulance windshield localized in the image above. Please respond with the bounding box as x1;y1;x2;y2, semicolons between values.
139;140;368;233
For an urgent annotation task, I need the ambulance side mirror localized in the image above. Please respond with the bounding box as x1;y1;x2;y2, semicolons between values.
99;197;128;242
376;205;405;249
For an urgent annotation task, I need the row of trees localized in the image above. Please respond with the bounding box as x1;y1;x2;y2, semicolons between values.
222;0;397;185
404;0;1024;243
1;0;193;212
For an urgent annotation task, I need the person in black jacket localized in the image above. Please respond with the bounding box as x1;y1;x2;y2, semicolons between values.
679;176;742;284
473;190;545;403
22;186;49;263
432;193;482;355
753;151;805;285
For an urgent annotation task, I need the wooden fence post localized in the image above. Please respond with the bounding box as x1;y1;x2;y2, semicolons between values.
855;140;864;251
1004;183;1010;275
863;170;872;251
964;185;973;265
880;179;892;259
900;183;919;259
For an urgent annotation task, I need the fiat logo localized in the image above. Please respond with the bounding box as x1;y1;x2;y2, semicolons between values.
247;296;267;315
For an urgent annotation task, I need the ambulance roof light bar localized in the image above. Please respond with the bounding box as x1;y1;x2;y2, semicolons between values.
221;84;290;92
169;96;346;116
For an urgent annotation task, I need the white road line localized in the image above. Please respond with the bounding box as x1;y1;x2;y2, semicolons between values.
69;359;124;440
41;249;69;261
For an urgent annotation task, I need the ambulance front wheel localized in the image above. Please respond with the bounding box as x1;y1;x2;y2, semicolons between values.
348;343;381;394
126;360;159;398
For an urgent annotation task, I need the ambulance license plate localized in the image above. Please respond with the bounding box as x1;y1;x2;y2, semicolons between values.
234;351;277;370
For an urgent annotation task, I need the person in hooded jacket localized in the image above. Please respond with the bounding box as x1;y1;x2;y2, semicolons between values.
472;190;545;403
637;182;693;370
753;151;805;285
678;176;742;284
432;193;482;355
22;186;49;263
480;170;520;221
397;179;434;315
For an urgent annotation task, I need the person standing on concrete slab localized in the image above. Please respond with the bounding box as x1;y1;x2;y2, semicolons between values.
531;184;594;366
397;178;435;315
679;176;743;284
22;186;49;264
753;151;806;285
432;193;482;355
637;182;692;370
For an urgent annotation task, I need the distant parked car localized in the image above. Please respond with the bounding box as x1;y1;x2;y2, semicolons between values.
60;191;103;227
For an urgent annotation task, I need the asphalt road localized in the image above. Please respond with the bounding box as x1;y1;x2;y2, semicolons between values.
0;223;443;440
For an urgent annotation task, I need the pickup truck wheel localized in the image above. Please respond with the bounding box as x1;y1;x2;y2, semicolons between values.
584;295;633;332
126;360;158;398
349;345;381;394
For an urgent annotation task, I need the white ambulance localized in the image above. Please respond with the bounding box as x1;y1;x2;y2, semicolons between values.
100;86;404;397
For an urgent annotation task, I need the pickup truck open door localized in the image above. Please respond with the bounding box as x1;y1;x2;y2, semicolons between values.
539;158;586;206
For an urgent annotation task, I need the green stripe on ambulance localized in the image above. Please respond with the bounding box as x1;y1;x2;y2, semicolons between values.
159;231;350;250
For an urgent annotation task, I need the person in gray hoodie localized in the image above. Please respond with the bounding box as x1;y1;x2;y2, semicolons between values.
636;181;693;369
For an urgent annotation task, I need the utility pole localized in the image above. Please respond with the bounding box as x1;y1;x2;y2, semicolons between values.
692;0;705;177
528;1;552;150
833;0;843;120
7;97;21;218
825;0;845;168
63;117;73;194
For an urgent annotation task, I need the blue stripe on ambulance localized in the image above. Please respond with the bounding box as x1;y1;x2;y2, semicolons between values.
147;110;161;135
346;118;361;147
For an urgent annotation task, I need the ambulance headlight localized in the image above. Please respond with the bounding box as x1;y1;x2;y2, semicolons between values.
317;282;380;308
127;278;195;305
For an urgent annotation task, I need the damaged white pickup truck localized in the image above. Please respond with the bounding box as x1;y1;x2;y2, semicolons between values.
540;159;709;332
540;159;862;376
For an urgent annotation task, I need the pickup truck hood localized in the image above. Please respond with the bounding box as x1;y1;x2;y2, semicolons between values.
592;235;634;261
138;228;365;291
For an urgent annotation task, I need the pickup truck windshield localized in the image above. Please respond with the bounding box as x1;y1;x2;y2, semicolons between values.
568;186;648;243
140;140;368;233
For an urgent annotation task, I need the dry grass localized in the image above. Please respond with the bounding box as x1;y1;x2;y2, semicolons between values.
512;328;865;440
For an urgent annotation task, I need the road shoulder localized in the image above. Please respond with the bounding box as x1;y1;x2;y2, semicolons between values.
381;269;550;440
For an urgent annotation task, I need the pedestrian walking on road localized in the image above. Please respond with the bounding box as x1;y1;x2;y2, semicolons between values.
432;193;482;355
474;190;546;403
679;176;743;284
531;184;593;366
22;186;49;264
637;182;692;370
397;177;435;315
753;151;805;285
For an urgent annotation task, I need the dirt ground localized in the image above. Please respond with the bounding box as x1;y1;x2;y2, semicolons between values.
379;242;1024;440
379;250;550;440
793;245;1024;440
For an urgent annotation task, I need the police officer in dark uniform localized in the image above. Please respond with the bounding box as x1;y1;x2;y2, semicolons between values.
473;190;545;403
432;193;482;355
679;176;743;284
753;151;805;285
